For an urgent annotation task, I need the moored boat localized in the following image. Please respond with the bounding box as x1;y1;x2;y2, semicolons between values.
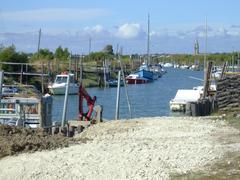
170;89;201;112
48;73;79;95
138;67;154;80
125;73;149;84
106;79;124;87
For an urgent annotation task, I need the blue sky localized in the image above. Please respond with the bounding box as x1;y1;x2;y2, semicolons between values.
1;0;240;54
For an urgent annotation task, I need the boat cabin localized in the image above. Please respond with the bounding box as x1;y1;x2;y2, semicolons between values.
54;74;75;84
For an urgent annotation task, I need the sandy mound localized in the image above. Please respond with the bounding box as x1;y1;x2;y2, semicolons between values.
0;117;240;180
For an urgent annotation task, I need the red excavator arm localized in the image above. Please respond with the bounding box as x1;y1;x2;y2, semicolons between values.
78;85;96;121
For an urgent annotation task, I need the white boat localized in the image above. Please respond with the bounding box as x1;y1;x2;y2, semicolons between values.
163;63;173;68
170;84;216;112
48;73;79;95
179;65;190;69
170;89;202;112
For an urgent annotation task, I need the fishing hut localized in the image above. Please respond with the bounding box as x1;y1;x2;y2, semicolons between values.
0;71;53;129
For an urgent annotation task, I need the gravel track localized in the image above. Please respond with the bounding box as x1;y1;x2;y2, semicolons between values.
0;116;240;180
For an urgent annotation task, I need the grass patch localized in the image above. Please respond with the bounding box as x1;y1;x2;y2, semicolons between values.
223;113;240;130
171;112;240;179
171;152;240;180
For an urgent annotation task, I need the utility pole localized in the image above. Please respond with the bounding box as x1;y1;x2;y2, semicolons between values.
204;16;208;83
116;44;119;56
37;28;41;58
38;28;44;93
88;37;92;55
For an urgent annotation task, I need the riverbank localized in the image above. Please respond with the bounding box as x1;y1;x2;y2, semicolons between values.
0;116;240;179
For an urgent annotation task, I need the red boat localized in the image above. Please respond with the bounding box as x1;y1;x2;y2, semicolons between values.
125;74;149;84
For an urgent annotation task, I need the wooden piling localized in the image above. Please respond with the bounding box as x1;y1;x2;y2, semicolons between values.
202;61;213;99
115;71;121;120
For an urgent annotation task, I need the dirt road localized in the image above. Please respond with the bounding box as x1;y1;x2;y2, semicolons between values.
0;116;240;180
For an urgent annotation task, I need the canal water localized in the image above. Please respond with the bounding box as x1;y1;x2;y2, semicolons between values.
52;68;204;121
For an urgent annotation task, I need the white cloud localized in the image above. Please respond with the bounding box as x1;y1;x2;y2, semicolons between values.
2;24;240;54
116;23;144;39
2;8;108;22
83;25;105;34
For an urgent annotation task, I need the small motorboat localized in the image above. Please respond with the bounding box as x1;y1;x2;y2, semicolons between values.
107;79;124;87
48;73;79;95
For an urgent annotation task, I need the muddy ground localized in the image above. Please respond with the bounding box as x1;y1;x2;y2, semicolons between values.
0;125;70;159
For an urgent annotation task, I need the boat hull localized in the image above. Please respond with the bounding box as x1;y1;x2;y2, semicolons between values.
137;69;153;80
170;101;186;112
125;78;149;84
107;79;124;87
48;85;79;95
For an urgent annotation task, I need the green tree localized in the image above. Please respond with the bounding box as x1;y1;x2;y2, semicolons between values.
54;46;70;61
0;46;28;72
38;49;54;60
103;44;114;55
88;52;107;62
30;48;54;61
63;48;70;60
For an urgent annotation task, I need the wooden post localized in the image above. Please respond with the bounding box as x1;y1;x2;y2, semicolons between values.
238;53;240;72
131;56;134;71
75;56;78;82
103;59;107;87
202;61;212;99
39;98;43;128
220;62;227;79
20;64;23;84
47;60;50;83
68;55;72;73
115;71;121;120
25;64;28;85
41;62;44;93
79;55;83;85
0;71;4;96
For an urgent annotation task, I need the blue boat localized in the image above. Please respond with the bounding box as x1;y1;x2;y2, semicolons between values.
137;69;154;80
137;63;154;80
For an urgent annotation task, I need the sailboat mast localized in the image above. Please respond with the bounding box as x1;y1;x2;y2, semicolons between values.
204;16;208;81
147;13;150;65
